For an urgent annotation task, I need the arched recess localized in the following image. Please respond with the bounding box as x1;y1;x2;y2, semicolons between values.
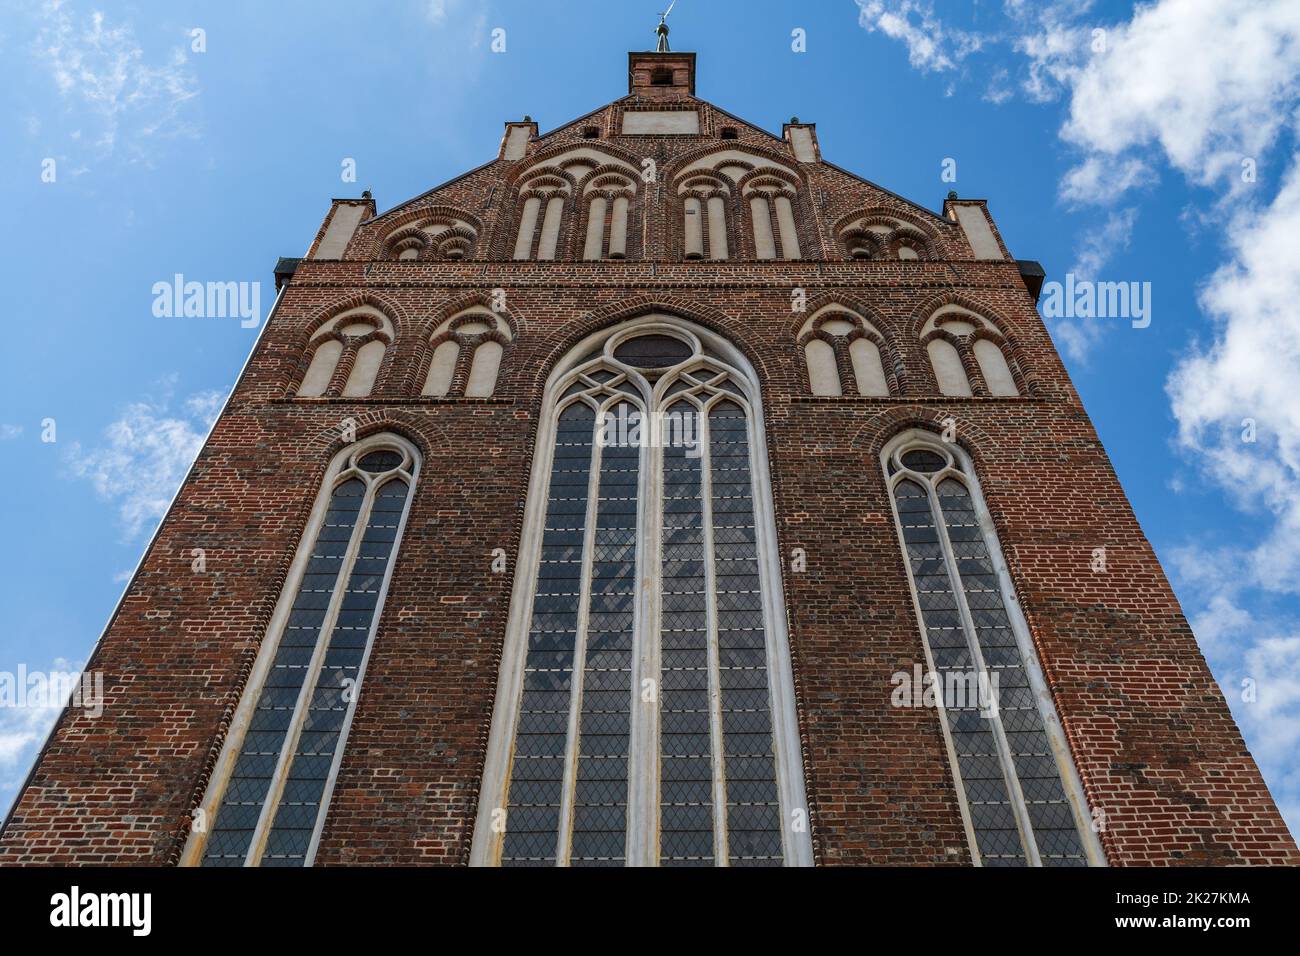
880;427;1105;867
502;146;643;261
667;148;813;261
573;168;639;260
795;303;897;397
295;306;397;398
419;305;514;398
675;172;733;260
918;303;1026;397
181;431;422;866
471;313;812;867
373;207;481;261
834;209;941;262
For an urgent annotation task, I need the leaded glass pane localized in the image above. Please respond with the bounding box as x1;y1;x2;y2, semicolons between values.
202;477;367;867
900;449;946;473
934;478;1086;866
659;403;714;865
893;478;1027;866
612;333;692;369
570;401;639;866
502;403;595;866
261;478;409;866
710;401;782;867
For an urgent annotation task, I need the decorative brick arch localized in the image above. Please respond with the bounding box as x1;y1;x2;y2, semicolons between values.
289;293;409;398
409;293;518;398
907;292;1035;396
848;405;997;463
792;296;904;397
364;204;483;261
665;144;819;261
831;208;944;262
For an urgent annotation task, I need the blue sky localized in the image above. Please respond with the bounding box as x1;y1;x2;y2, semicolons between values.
2;0;1298;839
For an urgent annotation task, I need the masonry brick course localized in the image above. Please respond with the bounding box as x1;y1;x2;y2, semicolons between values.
2;48;1294;867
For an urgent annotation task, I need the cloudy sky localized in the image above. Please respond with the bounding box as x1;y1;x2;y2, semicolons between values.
1;0;1297;838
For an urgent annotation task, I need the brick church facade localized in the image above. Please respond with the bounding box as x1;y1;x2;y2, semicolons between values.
3;40;1295;866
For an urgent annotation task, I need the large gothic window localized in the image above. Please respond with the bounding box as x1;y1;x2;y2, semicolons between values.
184;435;419;866
473;317;811;866
884;430;1103;866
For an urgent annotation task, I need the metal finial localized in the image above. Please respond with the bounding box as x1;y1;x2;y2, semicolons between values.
656;0;676;52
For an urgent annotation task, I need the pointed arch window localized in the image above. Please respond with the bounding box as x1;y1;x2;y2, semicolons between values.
883;431;1103;866
184;436;419;866
473;317;811;866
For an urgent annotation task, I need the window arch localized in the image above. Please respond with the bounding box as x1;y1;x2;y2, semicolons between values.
676;173;731;260
183;434;420;866
421;307;513;398
920;307;1022;397
797;307;894;397
472;315;811;866
379;214;478;262
883;430;1103;867
296;308;395;398
836;212;936;261
742;175;801;260
579;172;636;260
512;173;572;261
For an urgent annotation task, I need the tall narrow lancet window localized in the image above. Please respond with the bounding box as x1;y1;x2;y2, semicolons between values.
184;436;419;866
474;317;811;866
883;431;1103;867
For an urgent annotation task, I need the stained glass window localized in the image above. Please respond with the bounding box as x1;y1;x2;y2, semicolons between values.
887;436;1094;867
195;439;417;867
488;324;808;866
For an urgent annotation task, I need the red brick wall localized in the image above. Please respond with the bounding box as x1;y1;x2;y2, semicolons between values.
2;74;1294;866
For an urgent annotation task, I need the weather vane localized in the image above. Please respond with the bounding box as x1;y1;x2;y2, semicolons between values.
656;0;676;52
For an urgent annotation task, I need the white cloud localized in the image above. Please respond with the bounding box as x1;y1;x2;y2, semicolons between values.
863;0;1300;837
983;67;1014;105
0;657;83;816
32;0;200;158
1168;154;1300;594
1048;207;1140;363
1071;207;1138;281
1060;0;1300;191
854;0;984;73
0;424;22;441
1060;156;1155;206
65;381;224;539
